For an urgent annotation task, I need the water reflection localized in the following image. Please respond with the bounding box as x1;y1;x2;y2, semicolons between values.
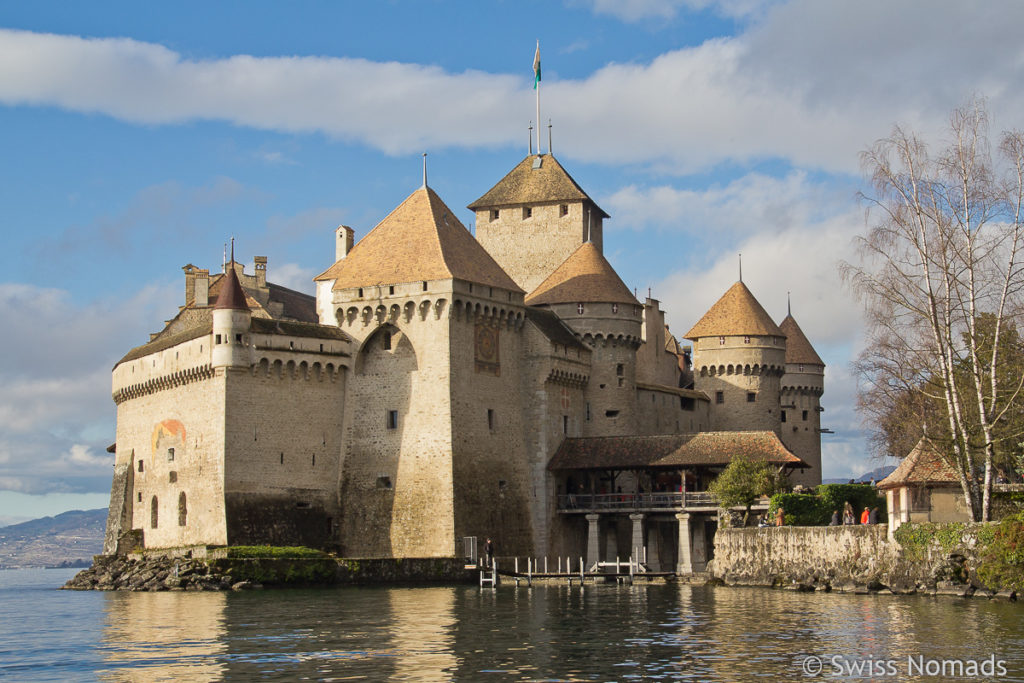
81;582;1024;681
97;591;227;681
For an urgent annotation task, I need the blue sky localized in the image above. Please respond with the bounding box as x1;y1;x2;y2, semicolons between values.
3;0;1024;523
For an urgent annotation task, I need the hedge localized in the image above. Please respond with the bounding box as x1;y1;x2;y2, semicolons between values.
767;484;887;526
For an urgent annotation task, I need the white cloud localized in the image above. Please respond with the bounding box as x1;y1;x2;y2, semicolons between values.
5;6;1024;173
576;0;766;21
0;281;176;495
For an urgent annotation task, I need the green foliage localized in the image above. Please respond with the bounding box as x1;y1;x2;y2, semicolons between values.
977;513;1024;591
817;484;886;523
895;522;970;561
225;545;327;559
707;456;778;513
768;493;830;526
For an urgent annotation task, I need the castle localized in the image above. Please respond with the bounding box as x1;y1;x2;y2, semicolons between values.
103;152;825;573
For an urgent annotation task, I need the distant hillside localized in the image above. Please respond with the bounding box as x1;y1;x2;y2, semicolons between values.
823;465;897;485
0;508;107;569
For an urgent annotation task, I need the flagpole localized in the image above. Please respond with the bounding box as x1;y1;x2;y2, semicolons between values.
534;40;541;155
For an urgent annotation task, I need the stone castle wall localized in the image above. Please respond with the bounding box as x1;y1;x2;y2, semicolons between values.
693;335;785;433
780;366;824;486
222;358;347;547
474;201;602;293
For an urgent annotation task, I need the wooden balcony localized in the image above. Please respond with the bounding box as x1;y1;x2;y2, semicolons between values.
556;491;721;514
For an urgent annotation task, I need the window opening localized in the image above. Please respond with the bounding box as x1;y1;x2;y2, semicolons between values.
747;392;756;403
150;496;158;529
178;492;187;527
387;410;399;429
715;391;724;404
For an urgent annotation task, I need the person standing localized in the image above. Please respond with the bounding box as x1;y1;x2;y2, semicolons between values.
829;510;840;526
843;502;855;525
775;507;785;527
868;507;879;525
484;537;494;568
860;507;870;525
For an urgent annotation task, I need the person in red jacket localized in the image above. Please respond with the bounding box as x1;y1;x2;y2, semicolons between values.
860;508;870;525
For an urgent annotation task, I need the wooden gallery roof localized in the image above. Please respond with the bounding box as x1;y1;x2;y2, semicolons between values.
548;431;807;471
877;438;960;489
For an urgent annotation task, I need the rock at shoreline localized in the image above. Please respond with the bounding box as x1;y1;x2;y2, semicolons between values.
62;555;240;592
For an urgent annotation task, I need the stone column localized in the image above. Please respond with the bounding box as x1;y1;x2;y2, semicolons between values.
585;514;600;569
691;516;707;572
629;513;645;562
676;512;693;575
647;521;662;571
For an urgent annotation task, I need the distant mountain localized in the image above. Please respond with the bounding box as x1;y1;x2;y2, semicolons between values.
823;465;897;486
0;508;107;569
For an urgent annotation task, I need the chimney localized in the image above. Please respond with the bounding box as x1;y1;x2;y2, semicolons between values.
254;256;267;288
336;225;355;261
195;269;210;307
183;264;197;305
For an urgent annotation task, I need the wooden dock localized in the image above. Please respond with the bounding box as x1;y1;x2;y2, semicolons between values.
480;556;675;587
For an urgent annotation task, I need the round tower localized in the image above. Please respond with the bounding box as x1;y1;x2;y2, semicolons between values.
778;312;825;486
685;281;786;434
526;241;642;436
212;261;252;369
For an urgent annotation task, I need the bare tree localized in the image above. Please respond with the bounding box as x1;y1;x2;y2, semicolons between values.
843;99;1024;521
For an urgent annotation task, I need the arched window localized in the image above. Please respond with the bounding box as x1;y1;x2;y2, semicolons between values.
151;496;158;529
178;492;187;527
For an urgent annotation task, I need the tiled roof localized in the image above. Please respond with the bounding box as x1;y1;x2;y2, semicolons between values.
524;308;589;351
114;311;349;368
685;281;784;340
877;438;959;489
547;431;806;471
317;186;522;292
779;314;824;366
526;242;639;306
203;271;317;323
636;383;709;402
467;154;609;217
214;262;249;310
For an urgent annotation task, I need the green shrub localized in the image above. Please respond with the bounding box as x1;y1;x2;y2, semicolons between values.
977;513;1024;591
768;493;830;526
226;545;326;559
818;484;887;523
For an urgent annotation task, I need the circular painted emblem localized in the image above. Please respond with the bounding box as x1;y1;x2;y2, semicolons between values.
476;326;497;360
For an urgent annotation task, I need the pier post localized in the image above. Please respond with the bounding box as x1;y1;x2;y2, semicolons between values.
676;512;694;575
585;513;600;568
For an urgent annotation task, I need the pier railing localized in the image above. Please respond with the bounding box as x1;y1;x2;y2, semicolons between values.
556;491;720;513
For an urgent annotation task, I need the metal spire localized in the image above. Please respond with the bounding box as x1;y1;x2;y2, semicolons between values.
548;119;553;156
739;253;743;282
528;122;533;155
787;291;791;317
422;152;428;188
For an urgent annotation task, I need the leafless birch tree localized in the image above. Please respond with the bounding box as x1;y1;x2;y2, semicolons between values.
844;100;1024;521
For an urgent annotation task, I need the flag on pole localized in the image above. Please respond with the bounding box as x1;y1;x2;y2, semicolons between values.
533;41;541;90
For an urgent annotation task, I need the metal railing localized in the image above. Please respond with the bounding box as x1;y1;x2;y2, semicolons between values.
556;491;720;512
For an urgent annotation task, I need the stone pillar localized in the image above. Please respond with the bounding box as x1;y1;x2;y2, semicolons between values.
676;512;693;575
647;521;662;571
629;513;645;562
586;514;600;569
691;516;707;572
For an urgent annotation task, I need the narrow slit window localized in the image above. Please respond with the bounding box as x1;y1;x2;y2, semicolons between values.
387;410;399;429
715;391;724;404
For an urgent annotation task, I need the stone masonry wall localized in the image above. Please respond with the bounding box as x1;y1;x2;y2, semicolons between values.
474;201;600;294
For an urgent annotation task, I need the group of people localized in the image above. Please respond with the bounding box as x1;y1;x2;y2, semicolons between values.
830;502;879;526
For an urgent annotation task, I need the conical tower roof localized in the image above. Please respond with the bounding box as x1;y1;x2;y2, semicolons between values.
526;242;638;306
468;154;609;217
316;186;522;292
214;261;249;311
779;314;824;366
685;281;784;340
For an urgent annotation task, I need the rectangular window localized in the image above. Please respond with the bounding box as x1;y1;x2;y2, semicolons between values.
586;402;591;421
383;331;392;350
167;448;175;462
389;285;395;295
487;409;495;430
168;471;177;483
522;207;532;219
746;392;756;403
802;410;809;421
235;333;242;343
781;410;787;423
715;391;724;404
215;334;222;344
562;415;568;434
387;410;399;429
490;209;500;221
559;204;569;217
138;460;144;472
616;363;624;376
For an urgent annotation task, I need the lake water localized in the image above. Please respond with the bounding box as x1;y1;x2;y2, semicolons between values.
1;568;1022;681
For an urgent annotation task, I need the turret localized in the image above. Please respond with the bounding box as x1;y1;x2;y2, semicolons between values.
527;241;641;435
778;311;825;486
212;261;251;369
685;281;786;433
